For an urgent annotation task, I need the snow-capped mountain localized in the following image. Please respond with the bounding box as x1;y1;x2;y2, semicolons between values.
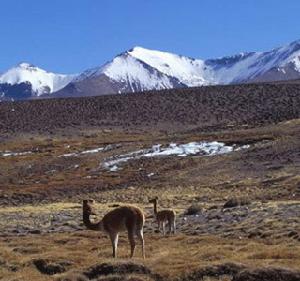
77;52;184;91
206;39;300;84
2;39;300;100
0;63;75;100
54;51;186;98
54;39;300;98
54;47;211;98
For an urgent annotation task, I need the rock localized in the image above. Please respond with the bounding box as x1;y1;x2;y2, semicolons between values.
29;229;41;234
184;204;202;216
207;205;219;210
287;231;298;238
181;264;300;281
181;263;246;281
233;267;300;281
33;259;72;275
82;262;154;280
248;231;262;239
223;198;250;209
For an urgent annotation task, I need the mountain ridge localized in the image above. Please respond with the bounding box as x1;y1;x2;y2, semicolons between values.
1;39;300;100
55;39;300;97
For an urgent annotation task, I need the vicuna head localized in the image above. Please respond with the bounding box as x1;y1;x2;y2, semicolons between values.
83;199;96;216
148;196;158;204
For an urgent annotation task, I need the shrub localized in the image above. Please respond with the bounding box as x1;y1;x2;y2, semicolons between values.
185;204;202;215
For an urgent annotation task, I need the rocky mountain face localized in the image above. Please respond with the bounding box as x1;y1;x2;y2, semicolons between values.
2;40;300;100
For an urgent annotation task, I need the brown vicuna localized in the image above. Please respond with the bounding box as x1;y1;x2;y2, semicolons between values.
82;199;145;259
149;197;176;235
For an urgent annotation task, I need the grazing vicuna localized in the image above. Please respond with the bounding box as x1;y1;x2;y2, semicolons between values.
82;199;145;259
149;197;176;235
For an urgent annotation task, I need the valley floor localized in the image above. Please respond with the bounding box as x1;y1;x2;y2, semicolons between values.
0;85;300;280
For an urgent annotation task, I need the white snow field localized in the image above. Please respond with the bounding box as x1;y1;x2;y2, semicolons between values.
102;141;249;171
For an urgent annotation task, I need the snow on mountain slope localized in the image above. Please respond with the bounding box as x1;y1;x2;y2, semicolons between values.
208;39;300;83
0;63;75;96
102;53;184;92
70;39;300;97
72;52;185;95
3;39;300;100
126;40;300;86
279;40;300;71
128;47;214;86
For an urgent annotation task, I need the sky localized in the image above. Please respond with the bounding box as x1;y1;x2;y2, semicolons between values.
1;0;300;74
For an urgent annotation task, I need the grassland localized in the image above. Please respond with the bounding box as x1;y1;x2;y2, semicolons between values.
0;84;299;280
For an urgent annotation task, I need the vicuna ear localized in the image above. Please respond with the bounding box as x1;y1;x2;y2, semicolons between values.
83;199;95;205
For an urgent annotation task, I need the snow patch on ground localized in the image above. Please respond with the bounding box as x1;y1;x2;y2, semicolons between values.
1;151;32;157
60;144;121;157
102;141;248;171
61;147;104;157
143;142;233;157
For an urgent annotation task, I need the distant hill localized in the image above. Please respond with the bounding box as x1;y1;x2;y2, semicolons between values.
1;82;300;137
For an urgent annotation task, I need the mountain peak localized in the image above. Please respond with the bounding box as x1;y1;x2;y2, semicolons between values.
0;63;76;97
128;46;154;53
115;46;154;58
128;46;177;57
17;62;37;70
127;46;146;52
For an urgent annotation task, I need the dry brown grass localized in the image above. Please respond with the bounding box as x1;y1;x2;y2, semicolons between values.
0;115;300;280
1;124;299;206
1;232;300;281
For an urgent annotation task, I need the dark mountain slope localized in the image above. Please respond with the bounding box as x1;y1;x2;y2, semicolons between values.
1;83;300;137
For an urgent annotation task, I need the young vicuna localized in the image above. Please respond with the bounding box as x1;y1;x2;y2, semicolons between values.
82;199;145;259
149;197;176;235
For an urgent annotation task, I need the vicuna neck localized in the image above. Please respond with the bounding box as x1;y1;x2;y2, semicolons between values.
83;211;101;231
152;201;158;216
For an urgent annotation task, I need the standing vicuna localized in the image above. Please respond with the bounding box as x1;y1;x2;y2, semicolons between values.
149;197;176;235
82;199;145;259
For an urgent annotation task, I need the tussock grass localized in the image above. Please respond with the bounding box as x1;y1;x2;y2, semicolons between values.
1;233;300;280
0;101;300;280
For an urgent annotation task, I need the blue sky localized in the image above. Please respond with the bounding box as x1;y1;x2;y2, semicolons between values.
1;0;300;73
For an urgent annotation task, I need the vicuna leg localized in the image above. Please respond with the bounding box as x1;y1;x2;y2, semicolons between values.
157;221;161;233
109;232;119;258
173;219;176;234
168;219;172;234
128;230;136;258
162;222;166;236
136;229;145;259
